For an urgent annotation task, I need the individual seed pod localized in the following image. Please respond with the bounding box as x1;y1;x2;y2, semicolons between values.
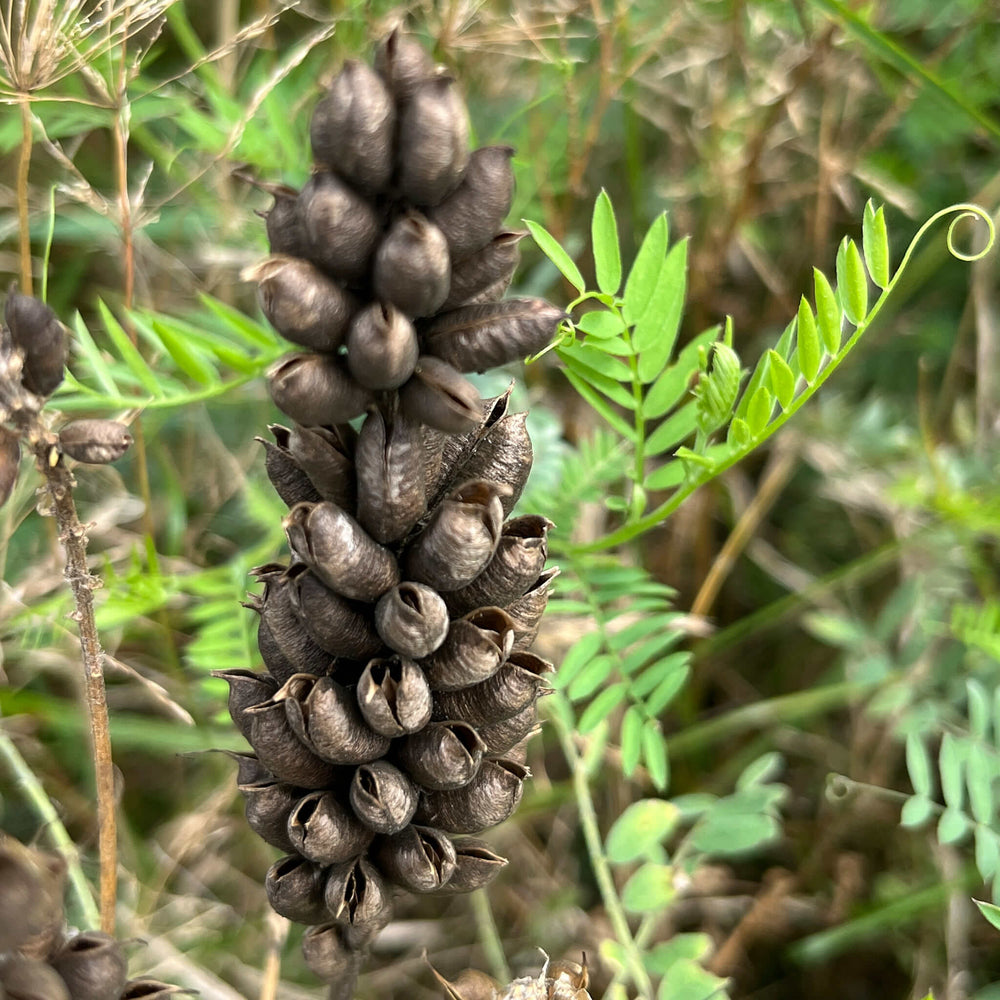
498;728;537;766
426;146;516;260
444;515;551;615
0;840;47;953
375;824;456;893
505;567;560;651
355;409;427;544
5;286;67;397
243;256;357;352
265;855;329;924
323;856;392;932
476;700;536;756
268;352;373;427
310;60;395;194
417;758;530;834
220;749;272;788
441;230;525;311
451;411;533;516
57;420;132;465
2;842;65;961
257;425;322;508
397;74;470;206
435;837;508;894
431;650;553;727
421;607;515;691
349;760;418;834
403;481;505;592
50;931;128;1000
374;583;448;659
0;426;19;509
399;356;482;434
119;981;194;999
373;212;451;318
374;28;436;99
287;675;391;764
299;171;381;283
356;656;432;737
212;668;279;740
0;955;70;1000
239;777;300;853
286;423;356;511
429;966;500;1000
302;923;366;985
288;790;374;865
287;565;383;661
262;183;306;257
345;303;419;390
396;721;485;790
423;298;566;373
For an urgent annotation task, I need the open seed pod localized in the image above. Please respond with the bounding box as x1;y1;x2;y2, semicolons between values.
356;655;433;737
399;356;483;434
422;607;515;691
349;760;418;834
301;923;367;984
239;776;301;853
265;855;330;924
436;837;508;894
287;423;356;510
268;353;373;427
396;720;485;790
288;789;374;864
417;758;530;834
50;931;128;1000
323;856;393;933
257;425;322;508
374;582;448;658
213;668;279;740
375;824;456;893
119;982;195;999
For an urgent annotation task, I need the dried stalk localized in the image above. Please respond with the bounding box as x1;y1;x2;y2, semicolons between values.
16;95;33;294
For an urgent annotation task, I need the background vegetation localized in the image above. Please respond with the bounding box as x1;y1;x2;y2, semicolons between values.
2;1;1000;998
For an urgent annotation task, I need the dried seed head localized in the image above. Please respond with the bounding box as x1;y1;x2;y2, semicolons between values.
300;171;381;282
50;931;128;1000
350;760;418;834
0;955;71;1000
396;720;486;790
288;789;374;864
421;607;515;691
373;212;451;318
265;855;330;924
417;757;530;834
310;60;395;194
442;231;525;311
268;353;374;427
374;582;449;659
437;837;508;894
4;286;67;397
374;28;437;99
0;426;20;509
346;302;419;390
375;824;456;893
356;655;433;737
399;356;482;434
323;856;393;932
57;420;132;465
243;256;357;352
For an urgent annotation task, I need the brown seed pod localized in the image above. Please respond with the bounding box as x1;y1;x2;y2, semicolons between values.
423;298;566;373
396;720;485;790
50;931;128;1000
345;302;419;390
286;423;357;511
284;501;400;602
262;183;306;257
403;481;505;592
265;854;330;924
374;28;437;99
0;426;20;509
442;230;525;311
119;981;194;999
431;967;500;1000
356;656;433;737
5;286;67;397
0;955;70;1000
243;256;357;352
257;425;322;508
505;567;560;651
476;700;537;756
323;856;393;932
287;565;382;661
355;409;427;544
0;840;49;953
397;74;470;206
435;837;508;894
375;824;457;893
57;420;132;465
239;777;300;853
288;790;374;864
374;582;448;659
421;607;515;691
417;758;530;834
451;412;533;517
310;60;395;194
302;923;366;985
212;668;278;740
373;212;451;318
399;356;482;434
268;353;373;427
426;146;516;260
299;171;382;283
349;760;418;834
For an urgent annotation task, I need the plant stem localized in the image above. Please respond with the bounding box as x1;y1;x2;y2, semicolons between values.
472;887;511;983
325;953;363;1000
17;96;34;295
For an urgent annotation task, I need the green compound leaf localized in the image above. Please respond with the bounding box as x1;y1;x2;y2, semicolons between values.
635;239;688;383
623;212;669;324
622;862;676;913
643;718;669;791
938;807;970;845
605;798;681;863
906;733;933;796
644;934;714;975
592;189;623;295
975;899;1000;934
577;681;628;733
967;742;995;825
746;384;773;437
554;632;603;689
900;793;934;829
940;732;966;811
863;200;891;289
621;705;644;778
836;237;869;325
813;268;842;354
766;349;795;410
796;296;821;382
576;309;626;340
525;218;585;293
656;959;727;1000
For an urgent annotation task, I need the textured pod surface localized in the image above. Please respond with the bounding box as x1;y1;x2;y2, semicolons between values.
417;758;530;834
301;923;365;984
50;932;128;1000
258;426;322;508
323;856;393;932
269;353;373;427
396;720;485;790
436;837;508;894
214;668;278;740
374;28;436;99
346;303;419;390
287;565;382;660
0;425;19;509
421;607;515;691
287;423;356;510
349;760;418;834
265;855;329;924
375;824;456;893
505;568;559;651
288;790;374;864
399;356;482;434
476;700;537;756
356;656;433;737
0;955;70;1000
240;777;301;853
373;212;451;318
300;171;381;282
452;412;533;516
245;694;341;788
442;231;524;311
5;287;67;396
58;420;132;465
374;582;448;658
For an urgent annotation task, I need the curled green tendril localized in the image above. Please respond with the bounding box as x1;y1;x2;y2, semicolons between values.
900;202;995;274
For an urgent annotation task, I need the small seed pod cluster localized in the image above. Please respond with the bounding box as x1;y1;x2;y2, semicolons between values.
432;956;592;1000
0;835;187;999
227;30;563;985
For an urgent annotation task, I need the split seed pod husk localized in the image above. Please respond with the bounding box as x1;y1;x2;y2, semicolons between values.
427;146;516;260
375;824;456;893
403;481;505;592
356;656;433;737
442;231;525;311
288;790;374;864
451;412;533;517
374;582;448;658
505;567;560;651
323;856;393;932
5;286;67;397
265;855;329;924
284;501;400;602
0;955;70;1000
262;183;306;257
397;75;470;206
349;760;418;834
213;668;278;740
57;419;132;465
50;931;128;1000
396;720;485;790
476;700;537;756
287;565;382;660
423;298;566;373
243;256;357;352
421;607;515;691
399;356;482;434
0;426;19;509
444;515;551;615
436;837;508;894
430;966;500;1000
287;423;356;510
239;777;300;853
119;981;194;998
310;60;395;194
299;171;381;282
374;28;436;99
346;303;419;390
355;409;427;544
268;353;373;427
257;426;322;508
373;212;451;318
0;840;50;953
301;923;366;984
417;758;530;834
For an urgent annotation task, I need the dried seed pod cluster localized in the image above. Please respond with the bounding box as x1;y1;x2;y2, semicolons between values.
228;29;563;985
0;835;186;999
433;956;592;1000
